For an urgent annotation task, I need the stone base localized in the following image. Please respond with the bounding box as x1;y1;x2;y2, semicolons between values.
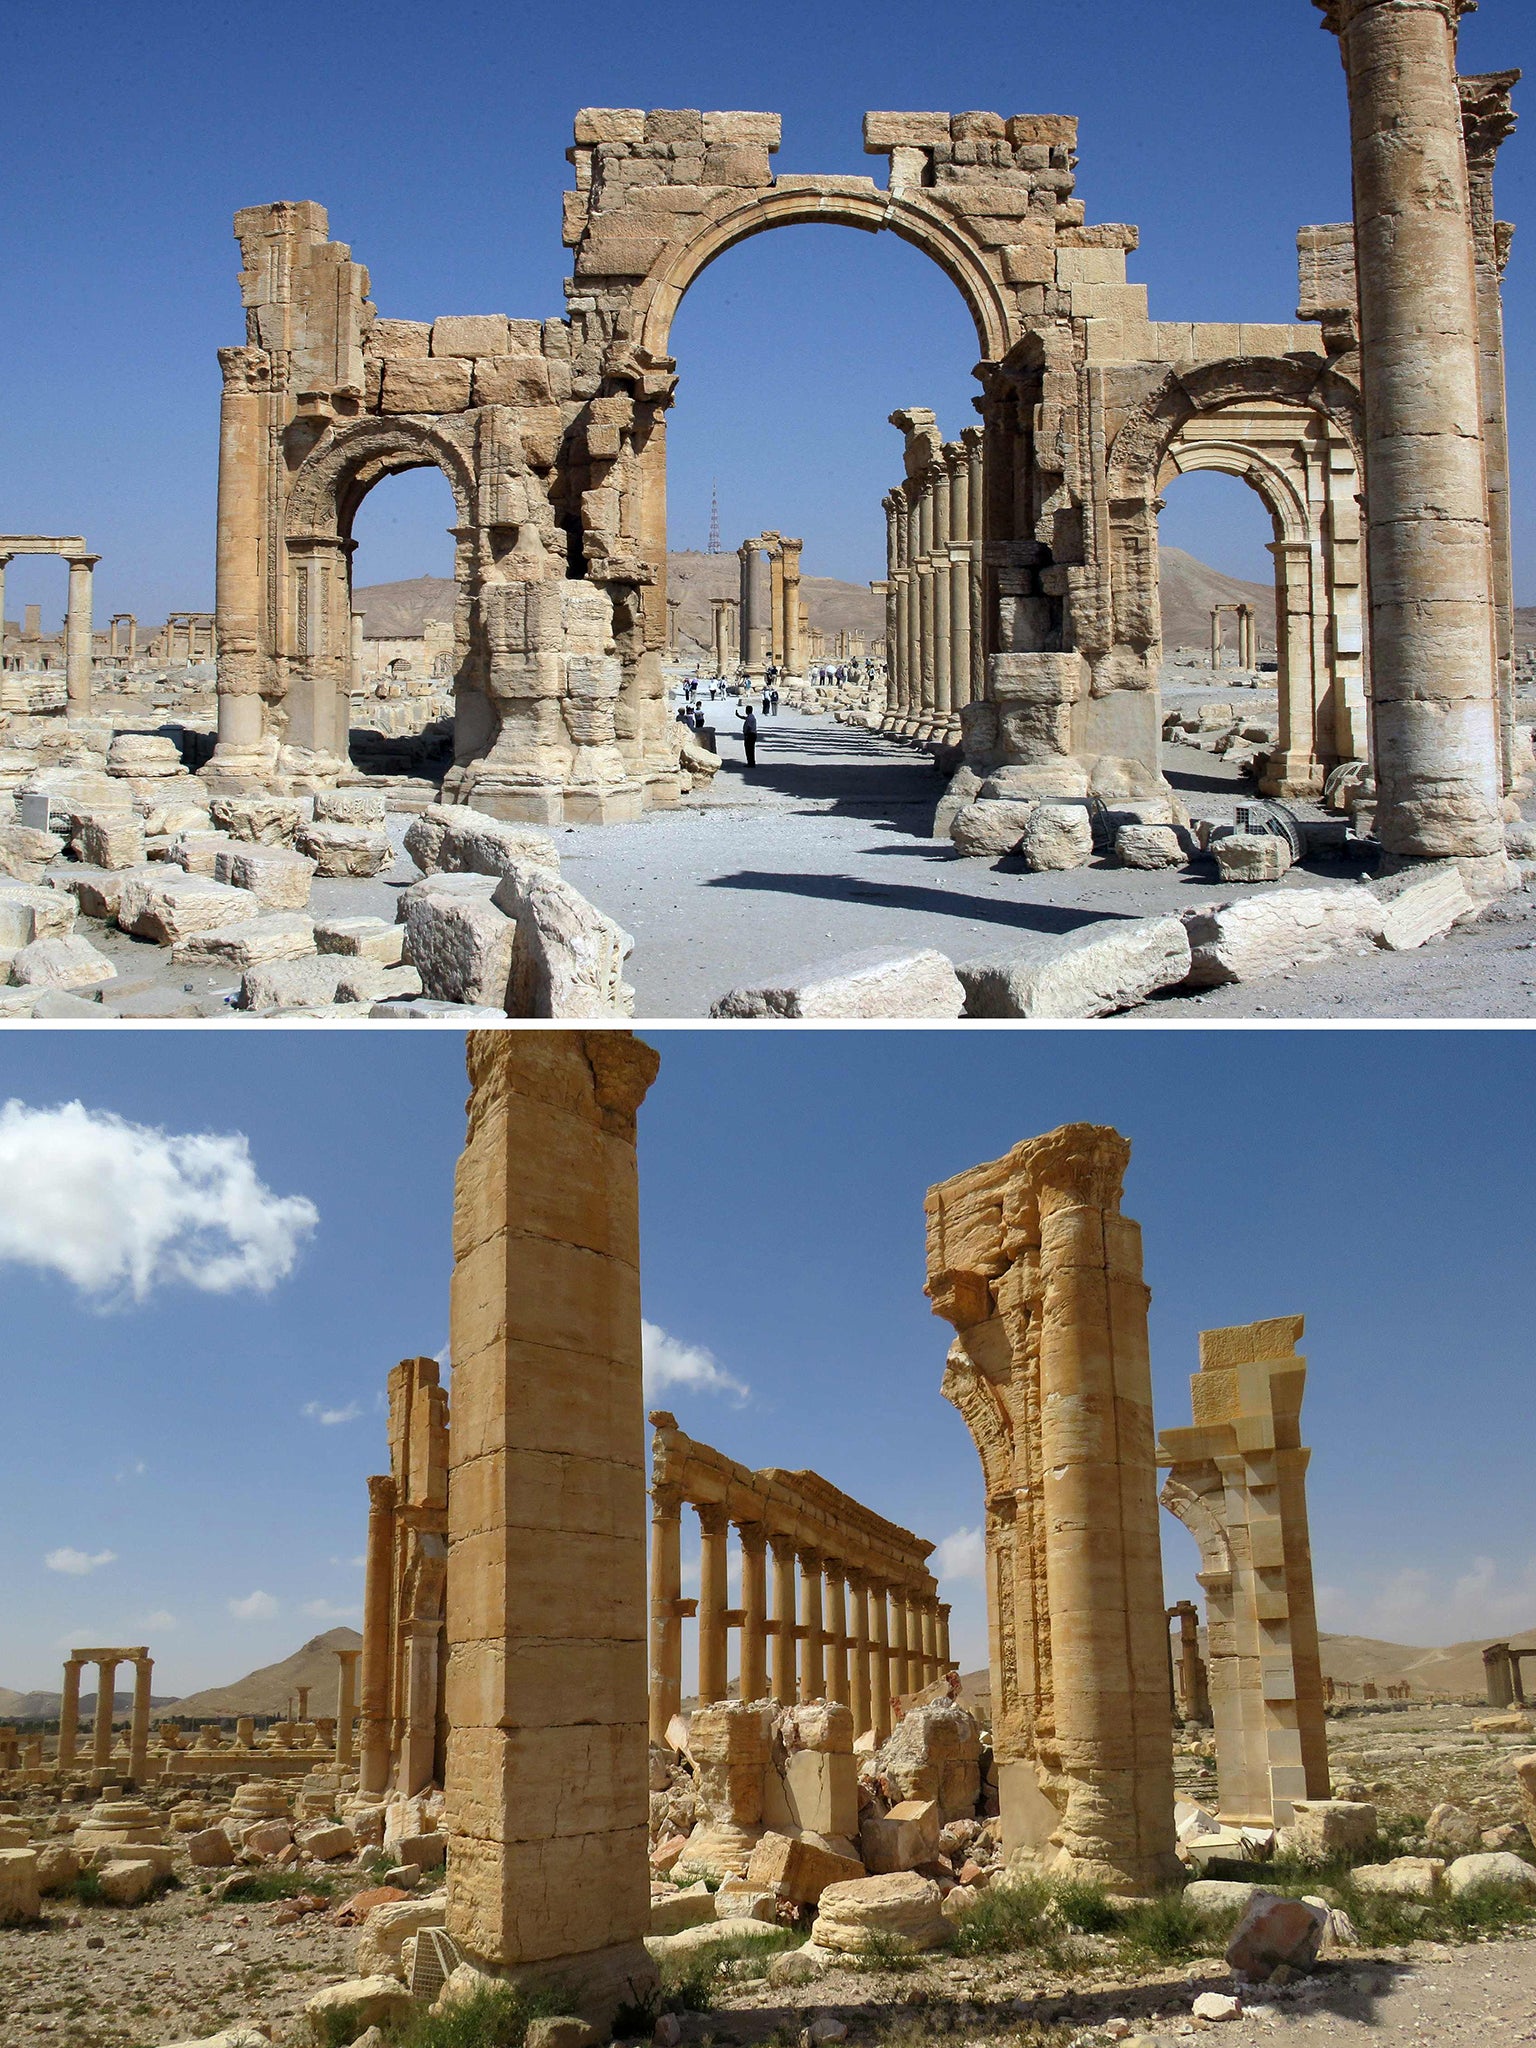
1259;754;1328;800
1378;848;1514;903
458;782;566;826
643;772;684;811
450;1938;658;2032
997;1761;1062;1865
565;783;645;825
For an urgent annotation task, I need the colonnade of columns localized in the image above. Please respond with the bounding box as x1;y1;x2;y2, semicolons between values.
1209;604;1257;671
880;422;984;746
648;1483;950;1745
109;613;138;658
736;534;805;678
1167;1601;1210;1724
710;597;738;675
0;539;98;713
57;1646;153;1779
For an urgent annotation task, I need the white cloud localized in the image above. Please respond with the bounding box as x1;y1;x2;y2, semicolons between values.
329;1555;367;1570
303;1599;360;1621
228;1590;279;1621
45;1547;117;1576
116;1459;148;1483
302;1401;361;1427
642;1319;749;1404
1317;1554;1536;1643
144;1610;178;1631
0;1099;318;1303
934;1527;986;1582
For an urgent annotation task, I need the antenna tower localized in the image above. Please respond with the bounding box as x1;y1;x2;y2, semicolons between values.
708;480;721;555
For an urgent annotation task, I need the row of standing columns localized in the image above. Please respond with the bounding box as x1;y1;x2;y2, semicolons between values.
649;1488;950;1745
737;534;804;678
0;549;97;714
1210;604;1258;671
881;425;984;746
57;1649;154;1779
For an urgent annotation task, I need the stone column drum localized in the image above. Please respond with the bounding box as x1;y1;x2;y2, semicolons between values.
92;1657;118;1771
58;1659;83;1769
359;1473;398;1796
1318;0;1505;864
648;1485;684;1741
128;1658;154;1781
696;1504;731;1706
738;1524;769;1701
335;1648;362;1768
65;556;97;717
445;1030;659;2022
769;1535;797;1703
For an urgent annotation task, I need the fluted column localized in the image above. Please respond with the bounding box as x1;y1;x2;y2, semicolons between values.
847;1569;872;1734
359;1472;398;1796
915;477;936;741
58;1658;83;1769
1318;0;1503;862
964;427;986;700
824;1566;849;1707
902;491;922;735
882;496;903;729
937;1602;952;1674
947;443;972;725
128;1657;153;1780
869;1582;892;1740
780;538;803;677
65;555;98;718
931;462;952;743
649;1483;684;1740
92;1658;118;1771
335;1648;361;1768
769;1534;797;1702
798;1548;825;1701
891;1594;913;1702
697;1503;730;1705
738;1523;768;1702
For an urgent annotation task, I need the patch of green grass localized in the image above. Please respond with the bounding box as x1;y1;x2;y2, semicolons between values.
850;1929;925;1974
951;1875;1054;1957
72;1868;103;1907
1049;1877;1121;1934
1115;1891;1212;1966
656;1926;800;2010
395;1981;573;2048
217;1870;335;1903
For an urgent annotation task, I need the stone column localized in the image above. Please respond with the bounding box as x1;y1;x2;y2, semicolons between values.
58;1658;83;1769
0;558;9;662
937;1603;952;1673
768;546;786;669
902;491;922;735
335;1648;361;1768
769;1534;797;1703
128;1656;153;1780
882;496;903;730
846;1569;872;1734
869;1582;892;1740
889;1593;912;1702
359;1472;397;1796
798;1549;825;1701
930;463;952;744
1239;606;1256;670
399;1623;440;1794
780;538;803;676
738;1523;768;1703
351;607;365;692
1209;609;1222;671
65;555;98;717
446;1030;659;2020
649;1484;684;1742
92;1658;118;1771
824;1566;849;1707
1170;1602;1208;1724
1319;0;1504;864
963;426;986;703
915;477;936;741
297;1685;311;1724
1263;540;1322;797
696;1503;731;1706
948;464;972;728
920;1600;939;1688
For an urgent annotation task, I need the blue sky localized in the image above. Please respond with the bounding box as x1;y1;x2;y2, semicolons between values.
1;1026;1534;1699
1;1;1529;632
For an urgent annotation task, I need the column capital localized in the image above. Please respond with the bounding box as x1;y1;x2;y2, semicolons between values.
1315;0;1475;31
796;1544;823;1572
695;1501;730;1537
67;555;101;572
768;1529;798;1563
650;1482;685;1519
843;1565;869;1593
734;1519;768;1555
1023;1122;1130;1217
367;1473;397;1511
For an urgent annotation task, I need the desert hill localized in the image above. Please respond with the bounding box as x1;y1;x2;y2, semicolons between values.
163;1629;363;1720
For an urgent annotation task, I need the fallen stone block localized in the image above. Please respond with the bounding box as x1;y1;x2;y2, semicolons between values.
0;823;65;881
315;915;405;965
0;1848;40;1926
650;1886;718;1934
98;1857;161;1906
1182;886;1386;987
812;1871;949;1954
1115;823;1187;869
10;934;117;990
402;882;515;1010
108;733;184;778
643;1915;785;1962
118;868;265;944
860;1800;941;1876
34;1844;80;1894
1424;1804;1483;1857
217;844;316;909
1224;1892;1325;1978
1281;1800;1377;1862
958;915;1191;1019
353;1893;448;1978
1351;1857;1444;1899
1371;862;1478;950
208;796;305;845
296;822;394;877
236;958;345;1012
1191;1992;1242;2022
1474;1712;1533;1734
746;1830;864;1905
713;1875;778;1922
493;863;635;1018
403;803;560;880
297;1822;356;1862
171;830;238;876
154;2030;270;2048
27;988;104;1017
313;788;388;826
1183;1879;1266;1918
0;880;76;944
1212;831;1293;883
1444;1851;1536;1895
766;1945;827;1988
1022;802;1093;872
369;998;510;1022
81;813;146;870
711;946;965;1020
303;1977;415;2042
187;1828;236;1869
524;2021;600;2048
949;798;1036;858
173;911;317;969
392;1832;446;1872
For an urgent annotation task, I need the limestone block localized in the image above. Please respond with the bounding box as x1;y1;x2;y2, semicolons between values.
1426;1806;1484;1858
172;911;317;969
82;813;146;870
1283;1802;1377;1861
1444;1852;1536;1895
354;1892;447;1977
958;915;1190;1020
1021;804;1093;872
34;1844;80;1893
1183;887;1386;986
712;1876;777;1922
118;869;265;943
236;958;344;1011
1514;1754;1536;1833
860;1800;941;1877
1115;824;1187;869
187;1828;236;1868
746;1831;863;1906
295;823;393;878
208;797;305;846
10;934;117;990
297;1823;356;1861
303;1978;415;2040
432;315;511;357
242;1820;294;1857
643;1915;782;1962
98;1857;160;1906
1473;1713;1533;1734
1212;832;1293;884
573;107;646;144
215;844;316;909
949;799;1035;857
524;2021;600;2048
404;804;560;881
381;358;473;412
1184;1880;1266;1918
315;915;405;964
171;831;238;875
0;823;66;881
0;881;76;943
313;789;388;826
155;2032;270;2048
1371;863;1476;950
649;1886;717;1934
369;319;431;359
108;733;184;779
710;947;964;1020
767;1945;827;1987
472;355;553;406
1224;1893;1325;1978
812;1871;948;1954
0;1849;40;1926
493;864;634;1018
1351;1857;1445;1899
400;881;515;1010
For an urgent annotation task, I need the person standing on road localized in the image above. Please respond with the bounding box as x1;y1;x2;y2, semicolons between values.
739;703;758;768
